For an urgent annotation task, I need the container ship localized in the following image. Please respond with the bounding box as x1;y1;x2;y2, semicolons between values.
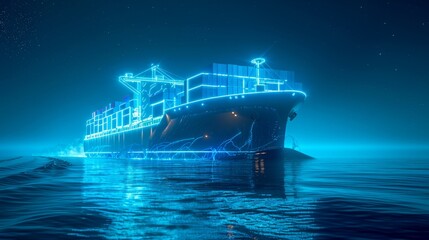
84;58;306;159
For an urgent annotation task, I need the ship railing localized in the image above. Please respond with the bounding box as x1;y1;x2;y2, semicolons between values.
84;115;164;141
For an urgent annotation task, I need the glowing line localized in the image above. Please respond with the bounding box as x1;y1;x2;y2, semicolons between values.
188;84;226;92
84;117;162;140
150;100;164;106
186;72;209;81
120;76;184;85
210;72;282;82
85;151;255;154
85;90;305;140
166;90;307;111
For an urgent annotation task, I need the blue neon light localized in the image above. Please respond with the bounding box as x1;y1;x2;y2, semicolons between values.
84;58;306;158
168;90;306;112
188;84;227;92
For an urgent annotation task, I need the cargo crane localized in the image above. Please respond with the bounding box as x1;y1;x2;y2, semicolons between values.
118;65;185;122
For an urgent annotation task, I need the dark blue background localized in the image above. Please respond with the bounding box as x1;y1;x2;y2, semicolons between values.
1;0;428;155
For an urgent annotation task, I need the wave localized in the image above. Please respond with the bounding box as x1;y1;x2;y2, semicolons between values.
34;157;72;171
0;156;23;163
0;157;72;186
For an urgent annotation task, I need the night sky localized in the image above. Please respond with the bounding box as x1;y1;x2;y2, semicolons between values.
1;0;428;155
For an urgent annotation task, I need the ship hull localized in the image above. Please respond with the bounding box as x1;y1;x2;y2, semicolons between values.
84;91;305;159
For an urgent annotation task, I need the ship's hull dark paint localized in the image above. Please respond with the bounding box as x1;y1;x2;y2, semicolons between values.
84;91;305;159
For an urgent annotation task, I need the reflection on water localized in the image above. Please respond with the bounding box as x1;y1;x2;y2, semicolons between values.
0;152;428;239
79;151;317;239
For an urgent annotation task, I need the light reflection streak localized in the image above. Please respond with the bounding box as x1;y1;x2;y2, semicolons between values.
80;152;318;239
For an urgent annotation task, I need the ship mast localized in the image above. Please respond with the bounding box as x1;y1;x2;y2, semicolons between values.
251;57;266;88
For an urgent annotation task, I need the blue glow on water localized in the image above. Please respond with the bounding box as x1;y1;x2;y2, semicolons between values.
0;153;428;239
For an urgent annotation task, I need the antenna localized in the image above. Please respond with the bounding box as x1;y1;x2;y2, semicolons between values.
251;57;266;85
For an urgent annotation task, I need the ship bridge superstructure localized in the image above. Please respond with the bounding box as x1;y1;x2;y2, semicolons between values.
84;58;304;141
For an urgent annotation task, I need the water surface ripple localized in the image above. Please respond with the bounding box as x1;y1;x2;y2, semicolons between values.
0;154;428;239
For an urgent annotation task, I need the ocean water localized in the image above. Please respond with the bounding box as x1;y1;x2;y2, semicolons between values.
0;153;428;239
